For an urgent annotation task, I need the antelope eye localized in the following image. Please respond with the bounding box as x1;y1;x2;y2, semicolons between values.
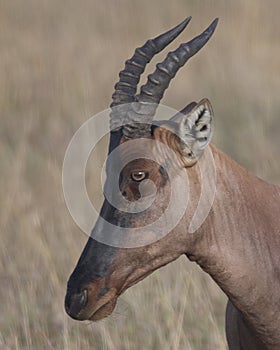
131;171;148;182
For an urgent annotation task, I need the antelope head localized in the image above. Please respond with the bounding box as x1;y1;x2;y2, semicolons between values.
65;17;218;321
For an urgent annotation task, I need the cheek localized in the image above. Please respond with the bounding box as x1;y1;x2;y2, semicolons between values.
122;173;162;201
138;179;157;198
121;182;141;201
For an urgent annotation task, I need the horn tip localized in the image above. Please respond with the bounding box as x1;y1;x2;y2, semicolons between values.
177;16;192;32
182;16;192;26
210;18;219;30
170;16;192;37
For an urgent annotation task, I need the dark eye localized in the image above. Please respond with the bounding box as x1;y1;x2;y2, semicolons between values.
131;171;148;182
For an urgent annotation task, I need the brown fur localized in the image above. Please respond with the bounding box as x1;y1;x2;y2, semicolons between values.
66;122;280;349
116;139;280;349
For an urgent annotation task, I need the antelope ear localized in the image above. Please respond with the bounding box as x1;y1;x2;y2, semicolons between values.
178;98;213;161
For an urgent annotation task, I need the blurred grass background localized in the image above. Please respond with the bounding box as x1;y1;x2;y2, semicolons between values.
0;0;279;349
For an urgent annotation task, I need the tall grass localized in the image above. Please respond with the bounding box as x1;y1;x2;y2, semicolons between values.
0;0;279;349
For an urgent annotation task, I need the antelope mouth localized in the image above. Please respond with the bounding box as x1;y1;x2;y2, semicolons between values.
86;272;150;321
65;286;118;321
88;296;118;321
80;287;118;321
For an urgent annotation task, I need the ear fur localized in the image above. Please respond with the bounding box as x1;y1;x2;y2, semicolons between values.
170;101;198;122
179;98;213;160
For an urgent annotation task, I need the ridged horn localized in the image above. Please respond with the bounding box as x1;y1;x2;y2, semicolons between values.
110;17;192;131
123;18;219;139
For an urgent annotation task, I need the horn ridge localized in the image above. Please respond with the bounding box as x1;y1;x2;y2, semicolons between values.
110;17;192;109
138;18;219;104
121;18;218;139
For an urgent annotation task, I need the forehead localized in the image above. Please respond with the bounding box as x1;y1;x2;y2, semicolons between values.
107;122;183;176
118;136;162;175
121;158;160;173
118;136;158;162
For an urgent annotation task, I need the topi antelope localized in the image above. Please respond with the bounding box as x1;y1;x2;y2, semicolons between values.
65;18;280;349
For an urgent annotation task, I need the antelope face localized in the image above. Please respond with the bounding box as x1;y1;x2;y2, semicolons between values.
65;18;217;321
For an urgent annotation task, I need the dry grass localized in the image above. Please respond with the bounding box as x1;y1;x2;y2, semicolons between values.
0;0;279;349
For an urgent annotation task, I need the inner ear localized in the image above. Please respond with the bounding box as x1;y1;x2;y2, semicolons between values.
179;98;213;160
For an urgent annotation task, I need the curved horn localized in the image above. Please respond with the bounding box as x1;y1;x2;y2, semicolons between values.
110;17;191;130
123;18;219;139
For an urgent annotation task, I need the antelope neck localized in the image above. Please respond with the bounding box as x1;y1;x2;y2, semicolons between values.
187;145;280;347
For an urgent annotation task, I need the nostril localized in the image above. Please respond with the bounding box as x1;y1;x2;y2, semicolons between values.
64;289;88;318
79;289;88;307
